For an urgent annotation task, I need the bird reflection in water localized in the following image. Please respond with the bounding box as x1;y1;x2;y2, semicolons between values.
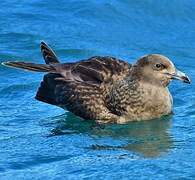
45;112;173;158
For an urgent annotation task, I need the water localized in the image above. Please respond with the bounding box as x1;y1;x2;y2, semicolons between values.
0;0;195;179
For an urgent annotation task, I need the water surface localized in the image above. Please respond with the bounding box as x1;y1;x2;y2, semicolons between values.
0;0;195;179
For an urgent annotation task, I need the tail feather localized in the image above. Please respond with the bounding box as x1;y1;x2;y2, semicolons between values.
1;41;63;106
2;41;60;72
2;61;54;72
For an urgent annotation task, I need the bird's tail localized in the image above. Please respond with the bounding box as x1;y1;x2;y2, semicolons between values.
2;41;62;106
2;41;60;73
2;61;54;72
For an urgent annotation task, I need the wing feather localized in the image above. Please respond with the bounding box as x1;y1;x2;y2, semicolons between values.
40;41;60;64
36;56;132;120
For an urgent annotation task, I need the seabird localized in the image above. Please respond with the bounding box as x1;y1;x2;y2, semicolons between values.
2;42;191;124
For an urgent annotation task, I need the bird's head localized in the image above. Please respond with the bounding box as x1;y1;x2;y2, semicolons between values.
133;54;190;87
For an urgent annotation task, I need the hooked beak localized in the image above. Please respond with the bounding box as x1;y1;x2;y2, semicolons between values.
169;70;191;84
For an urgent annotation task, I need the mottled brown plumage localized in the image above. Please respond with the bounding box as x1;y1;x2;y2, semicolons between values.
2;42;190;124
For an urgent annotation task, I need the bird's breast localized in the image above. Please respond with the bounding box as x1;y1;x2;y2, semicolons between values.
124;84;173;121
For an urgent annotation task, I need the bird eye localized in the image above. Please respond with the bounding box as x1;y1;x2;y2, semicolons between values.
155;64;162;68
154;63;166;70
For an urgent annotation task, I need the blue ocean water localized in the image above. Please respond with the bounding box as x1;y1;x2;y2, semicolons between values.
0;0;195;179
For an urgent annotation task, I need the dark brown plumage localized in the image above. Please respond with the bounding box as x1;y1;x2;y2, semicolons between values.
2;42;190;124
